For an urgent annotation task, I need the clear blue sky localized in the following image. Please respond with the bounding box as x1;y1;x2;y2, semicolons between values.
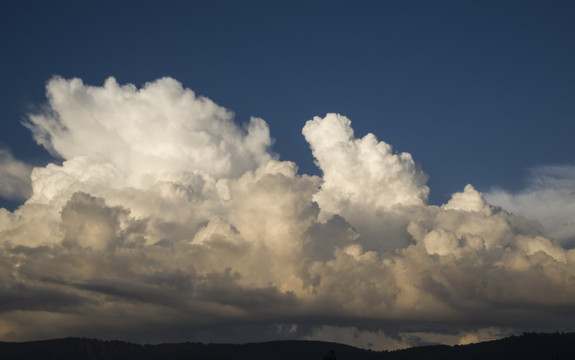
1;0;574;205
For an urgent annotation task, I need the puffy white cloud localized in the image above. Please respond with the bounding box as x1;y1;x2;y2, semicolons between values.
1;77;574;349
443;184;493;215
302;113;429;251
25;76;273;186
303;113;429;214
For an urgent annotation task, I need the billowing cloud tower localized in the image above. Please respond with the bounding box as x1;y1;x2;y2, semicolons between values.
1;77;574;350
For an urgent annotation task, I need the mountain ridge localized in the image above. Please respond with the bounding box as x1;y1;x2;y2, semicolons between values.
1;332;574;359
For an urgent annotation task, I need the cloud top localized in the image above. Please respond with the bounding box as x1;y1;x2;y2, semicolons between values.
303;113;429;214
25;77;273;183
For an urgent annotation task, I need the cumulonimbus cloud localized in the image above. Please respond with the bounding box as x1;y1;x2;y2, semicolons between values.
1;77;574;350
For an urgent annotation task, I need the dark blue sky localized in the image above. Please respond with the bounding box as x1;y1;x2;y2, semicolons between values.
1;0;574;208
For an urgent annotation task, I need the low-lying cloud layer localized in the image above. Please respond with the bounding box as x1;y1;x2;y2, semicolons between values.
1;77;574;350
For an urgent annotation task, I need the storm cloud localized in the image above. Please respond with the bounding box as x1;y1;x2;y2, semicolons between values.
1;77;574;350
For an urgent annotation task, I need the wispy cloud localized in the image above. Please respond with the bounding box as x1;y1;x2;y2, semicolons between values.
486;165;575;246
0;148;32;201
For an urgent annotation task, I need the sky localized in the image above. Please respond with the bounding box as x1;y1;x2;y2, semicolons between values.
0;0;574;350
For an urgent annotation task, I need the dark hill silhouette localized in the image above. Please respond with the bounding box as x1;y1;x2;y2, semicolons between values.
1;332;575;360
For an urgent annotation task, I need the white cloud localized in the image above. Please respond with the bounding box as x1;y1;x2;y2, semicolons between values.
443;184;493;215
302;113;429;251
485;165;575;245
25;77;273;186
303;113;429;214
1;77;574;349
